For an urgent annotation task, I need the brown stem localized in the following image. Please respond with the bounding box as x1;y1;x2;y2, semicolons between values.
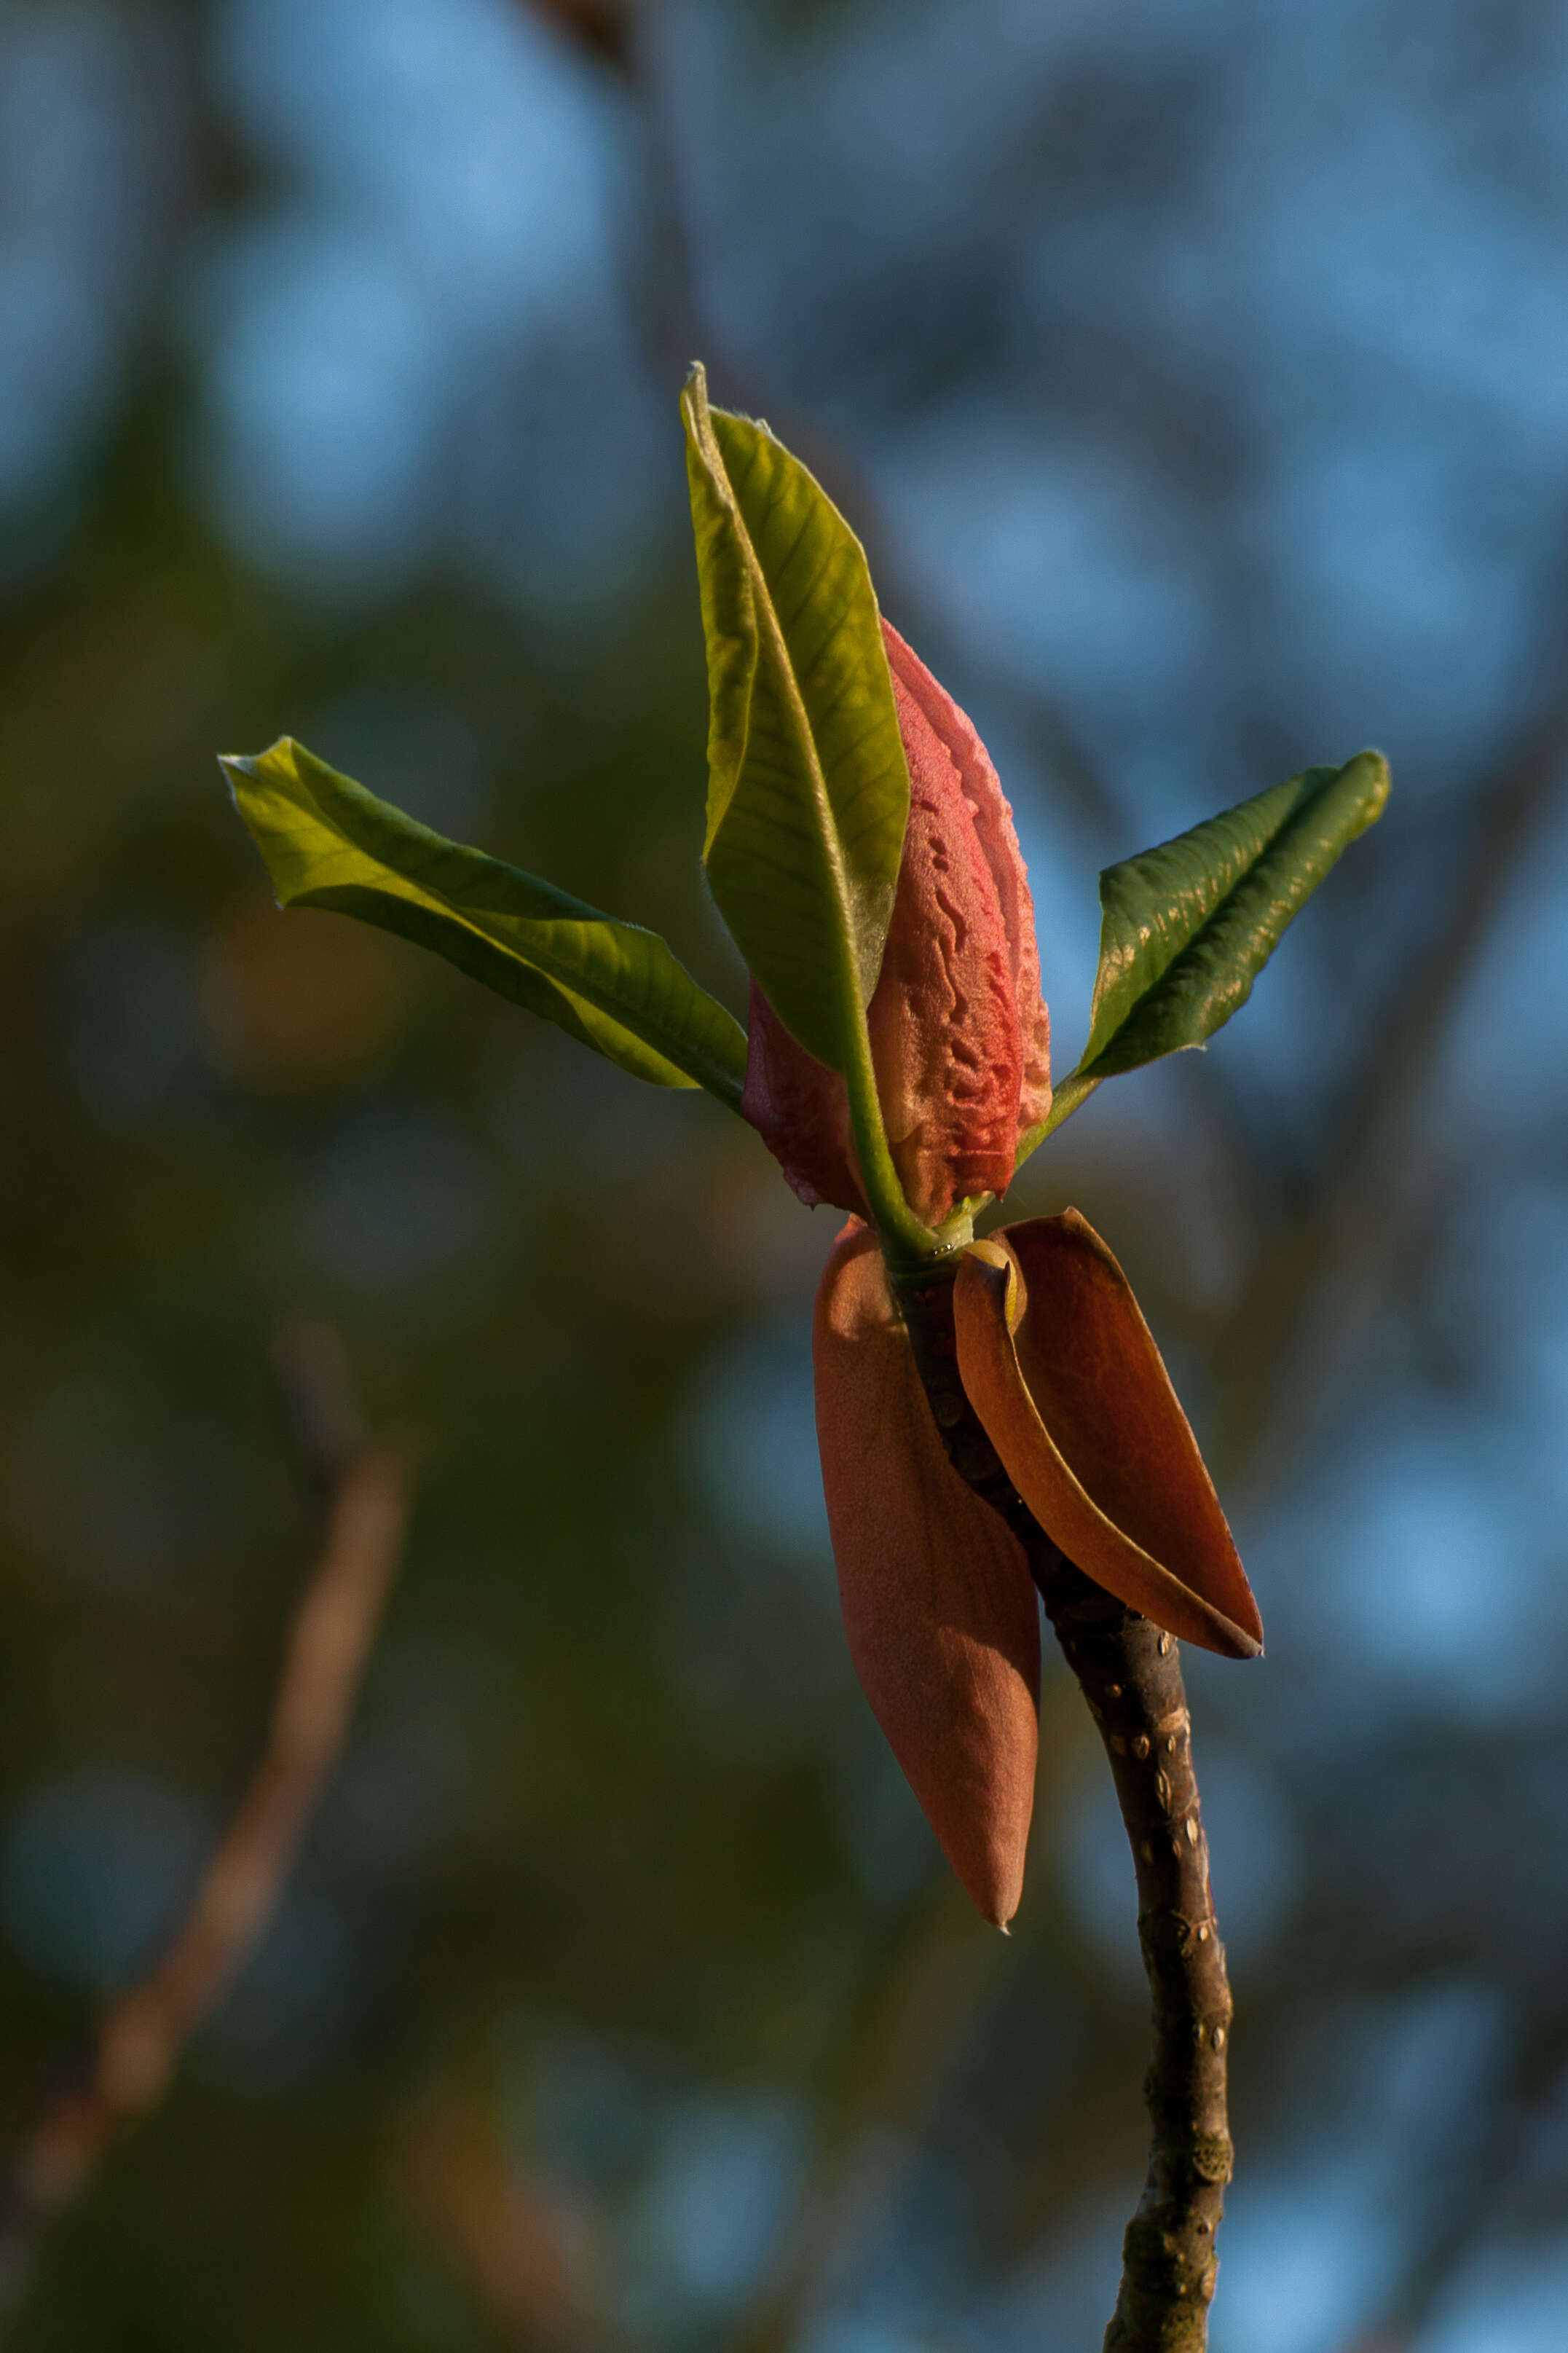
894;1265;1233;2352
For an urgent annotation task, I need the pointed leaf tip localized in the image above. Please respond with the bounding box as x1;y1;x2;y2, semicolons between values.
682;378;910;1075
814;1224;1040;1924
954;1215;1264;1660
683;386;941;1257
222;735;748;1111
1075;749;1392;1085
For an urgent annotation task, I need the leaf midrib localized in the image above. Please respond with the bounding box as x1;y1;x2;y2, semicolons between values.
1080;774;1335;1075
709;442;867;1023
257;756;744;1098
347;869;730;1077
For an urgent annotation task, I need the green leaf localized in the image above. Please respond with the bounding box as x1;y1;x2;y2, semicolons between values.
221;737;748;1112
681;366;940;1261
681;365;909;1075
1073;750;1390;1083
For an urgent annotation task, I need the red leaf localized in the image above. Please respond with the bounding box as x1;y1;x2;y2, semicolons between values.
814;1222;1041;1924
953;1214;1263;1659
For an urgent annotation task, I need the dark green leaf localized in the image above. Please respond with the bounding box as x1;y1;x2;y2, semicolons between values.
682;364;909;1075
1076;750;1390;1081
221;738;748;1112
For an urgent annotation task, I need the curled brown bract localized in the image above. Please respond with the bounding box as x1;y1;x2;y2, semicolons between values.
953;1212;1263;1661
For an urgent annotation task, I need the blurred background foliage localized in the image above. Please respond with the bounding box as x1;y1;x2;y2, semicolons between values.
2;0;1568;2346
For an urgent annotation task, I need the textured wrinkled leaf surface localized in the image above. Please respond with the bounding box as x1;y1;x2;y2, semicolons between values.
222;738;747;1107
1078;750;1390;1078
682;366;909;1072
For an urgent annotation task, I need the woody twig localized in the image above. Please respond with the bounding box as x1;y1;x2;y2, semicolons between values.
899;1268;1230;2353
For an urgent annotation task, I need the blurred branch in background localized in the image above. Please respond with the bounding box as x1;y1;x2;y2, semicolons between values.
0;1321;412;2325
1212;656;1568;1482
732;1871;996;2353
729;1681;1100;2352
400;2091;607;2353
1336;2006;1568;2353
513;0;1133;855
524;0;633;72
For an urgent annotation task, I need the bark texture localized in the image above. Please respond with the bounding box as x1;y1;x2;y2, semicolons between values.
894;1261;1233;2353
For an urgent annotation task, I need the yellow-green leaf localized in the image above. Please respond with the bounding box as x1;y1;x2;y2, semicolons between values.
222;738;747;1111
682;367;941;1261
682;366;909;1074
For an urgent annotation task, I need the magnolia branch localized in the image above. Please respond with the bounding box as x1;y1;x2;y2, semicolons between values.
0;1321;411;2317
898;1267;1229;2353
